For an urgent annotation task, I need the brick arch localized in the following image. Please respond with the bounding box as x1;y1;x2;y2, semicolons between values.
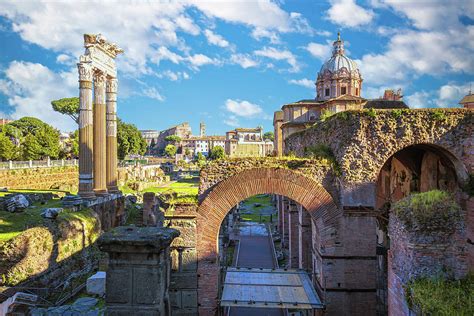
373;142;469;185
196;167;337;315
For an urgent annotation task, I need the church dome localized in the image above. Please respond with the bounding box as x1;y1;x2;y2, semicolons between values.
318;32;360;77
320;53;359;74
315;32;363;101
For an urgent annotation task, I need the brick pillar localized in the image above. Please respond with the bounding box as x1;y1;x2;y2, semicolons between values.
98;226;179;315
277;195;283;233
77;62;95;199
282;197;289;248
106;77;119;193
93;71;107;195
298;204;312;270
288;200;299;268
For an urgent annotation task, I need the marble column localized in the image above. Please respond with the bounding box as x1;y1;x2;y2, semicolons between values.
106;77;119;193
93;71;107;195
77;62;95;199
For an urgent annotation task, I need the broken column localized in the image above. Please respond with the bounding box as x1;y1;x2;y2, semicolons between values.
98;226;179;316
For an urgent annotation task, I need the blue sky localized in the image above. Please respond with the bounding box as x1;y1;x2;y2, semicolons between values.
0;0;472;134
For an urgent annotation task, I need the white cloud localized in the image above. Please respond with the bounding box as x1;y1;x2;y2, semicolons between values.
56;54;74;65
356;28;474;87
152;46;184;65
204;29;229;48
225;99;263;117
230;54;259;69
405;91;434;109
288;78;314;89
187;54;221;69
254;47;300;72
157;70;190;81
251;28;281;44
223;115;239;127
400;82;472;109
326;0;374;28
306;42;332;60
436;82;473;107
191;0;312;35
0;61;76;131
0;1;199;76
381;0;473;30
142;87;165;102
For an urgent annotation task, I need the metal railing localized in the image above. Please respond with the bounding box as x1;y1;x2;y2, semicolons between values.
0;158;78;170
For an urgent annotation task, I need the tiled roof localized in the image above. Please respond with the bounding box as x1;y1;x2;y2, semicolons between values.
459;94;474;104
364;100;409;109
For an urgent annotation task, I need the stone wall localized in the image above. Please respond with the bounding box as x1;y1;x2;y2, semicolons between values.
285;109;473;185
164;204;199;316
388;209;466;315
0;164;167;191
0;166;78;191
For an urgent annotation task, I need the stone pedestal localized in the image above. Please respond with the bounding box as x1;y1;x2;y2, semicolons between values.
98;226;180;316
77;62;95;199
93;72;107;195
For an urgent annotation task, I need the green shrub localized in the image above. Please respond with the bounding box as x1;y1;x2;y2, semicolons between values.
431;109;446;121
407;274;474;315
392;190;461;232
335;111;349;120
391;109;403;119
320;109;334;122
303;144;341;176
366;108;377;118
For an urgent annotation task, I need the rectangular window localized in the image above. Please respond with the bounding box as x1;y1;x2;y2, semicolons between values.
356;88;359;96
341;87;347;95
325;88;330;96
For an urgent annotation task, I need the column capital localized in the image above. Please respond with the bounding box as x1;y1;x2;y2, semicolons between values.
94;71;106;89
78;62;93;82
106;77;118;93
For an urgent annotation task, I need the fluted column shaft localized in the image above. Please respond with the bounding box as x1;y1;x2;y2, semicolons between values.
77;63;95;199
93;71;107;195
106;77;119;193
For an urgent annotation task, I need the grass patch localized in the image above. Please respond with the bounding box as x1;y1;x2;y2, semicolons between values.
407;274;474;315
0;194;63;243
392;190;461;232
239;194;275;223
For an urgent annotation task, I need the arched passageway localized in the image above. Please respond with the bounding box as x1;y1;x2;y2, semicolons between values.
374;143;469;315
196;167;337;315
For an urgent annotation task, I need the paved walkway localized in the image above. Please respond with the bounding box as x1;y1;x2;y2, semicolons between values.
229;223;282;316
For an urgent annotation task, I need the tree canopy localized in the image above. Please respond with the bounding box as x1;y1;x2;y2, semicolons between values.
209;146;225;160
263;131;274;141
0;117;61;160
51;97;79;123
165;135;182;143
164;144;177;157
117;119;147;160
